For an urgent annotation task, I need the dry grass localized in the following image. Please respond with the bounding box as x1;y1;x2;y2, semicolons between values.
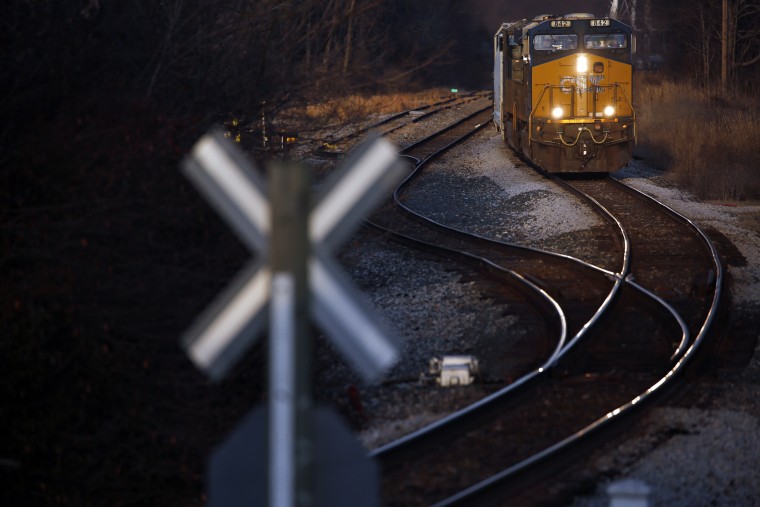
304;88;455;122
634;75;760;201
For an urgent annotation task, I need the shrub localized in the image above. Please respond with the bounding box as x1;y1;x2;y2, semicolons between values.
634;76;760;201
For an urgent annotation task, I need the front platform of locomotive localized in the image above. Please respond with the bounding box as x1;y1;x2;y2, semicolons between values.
527;14;635;173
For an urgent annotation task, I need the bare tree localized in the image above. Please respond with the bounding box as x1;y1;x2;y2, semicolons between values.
680;0;721;85
721;0;760;90
732;0;760;71
722;0;730;89
343;0;357;74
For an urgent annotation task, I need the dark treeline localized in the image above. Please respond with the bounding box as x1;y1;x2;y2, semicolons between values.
2;1;491;230
4;0;487;154
628;0;760;91
1;2;488;505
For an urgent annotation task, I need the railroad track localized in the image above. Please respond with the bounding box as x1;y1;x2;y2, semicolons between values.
560;176;720;342
339;104;724;505
318;91;491;157
369;108;621;377
429;174;724;506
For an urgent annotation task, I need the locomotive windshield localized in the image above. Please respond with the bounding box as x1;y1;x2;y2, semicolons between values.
533;34;578;51
584;33;627;49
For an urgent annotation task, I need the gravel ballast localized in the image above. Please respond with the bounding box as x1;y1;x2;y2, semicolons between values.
314;121;760;505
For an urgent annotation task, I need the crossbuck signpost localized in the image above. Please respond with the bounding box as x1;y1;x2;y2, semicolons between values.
180;130;407;506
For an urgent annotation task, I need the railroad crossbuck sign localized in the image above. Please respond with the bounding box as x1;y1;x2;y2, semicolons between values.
181;130;405;383
181;131;406;506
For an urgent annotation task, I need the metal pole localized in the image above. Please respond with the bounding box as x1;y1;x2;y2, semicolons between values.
270;273;296;507
269;162;313;507
262;101;268;150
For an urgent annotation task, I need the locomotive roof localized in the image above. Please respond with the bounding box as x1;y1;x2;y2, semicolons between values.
562;13;596;19
530;13;597;21
529;15;633;34
495;14;632;40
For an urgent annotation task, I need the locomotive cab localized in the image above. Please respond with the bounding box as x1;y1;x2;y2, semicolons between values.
494;14;636;173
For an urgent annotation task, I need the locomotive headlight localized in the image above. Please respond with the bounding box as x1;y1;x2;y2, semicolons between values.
576;54;588;73
603;105;615;117
551;106;564;119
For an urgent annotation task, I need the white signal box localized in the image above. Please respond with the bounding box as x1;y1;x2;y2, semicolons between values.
429;355;479;387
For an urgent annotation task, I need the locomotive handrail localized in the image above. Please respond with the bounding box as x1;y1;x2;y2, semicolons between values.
528;84;551;147
614;82;637;144
528;82;637;147
557;127;609;147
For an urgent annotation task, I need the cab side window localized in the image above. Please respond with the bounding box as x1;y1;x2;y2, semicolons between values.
510;41;523;82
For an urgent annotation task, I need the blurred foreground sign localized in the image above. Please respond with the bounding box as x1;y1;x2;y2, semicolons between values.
208;405;377;507
181;130;405;382
180;130;406;507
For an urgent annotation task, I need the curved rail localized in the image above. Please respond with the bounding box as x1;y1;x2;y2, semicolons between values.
367;114;629;464
610;176;724;358
545;176;693;366
429;175;723;506
337;99;721;505
394;123;636;368
318;92;491;156
363;222;569;375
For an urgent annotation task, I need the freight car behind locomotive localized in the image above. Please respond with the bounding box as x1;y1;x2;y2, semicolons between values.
494;14;636;173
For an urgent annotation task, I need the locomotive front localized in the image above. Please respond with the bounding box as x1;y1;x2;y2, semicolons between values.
494;14;636;173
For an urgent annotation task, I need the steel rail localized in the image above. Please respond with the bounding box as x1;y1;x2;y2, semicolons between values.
320;91;489;152
348;102;715;505
430;175;723;506
397;106;494;164
625;275;690;361
609;176;724;358
396;131;633;368
366;115;630;464
362;221;568;371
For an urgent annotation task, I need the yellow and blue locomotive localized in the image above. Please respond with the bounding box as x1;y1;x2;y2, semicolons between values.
494;14;636;173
